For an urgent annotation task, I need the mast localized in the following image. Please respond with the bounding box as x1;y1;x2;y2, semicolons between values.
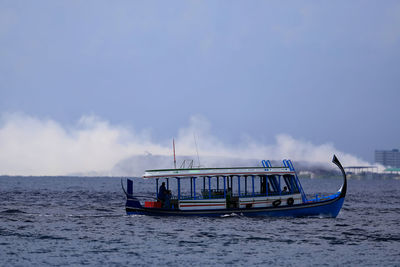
194;133;201;167
173;138;177;169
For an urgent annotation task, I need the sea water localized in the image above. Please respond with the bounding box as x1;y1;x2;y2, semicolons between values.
0;176;399;266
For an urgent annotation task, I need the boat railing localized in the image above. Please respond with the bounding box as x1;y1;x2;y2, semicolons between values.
201;189;225;199
307;192;340;202
168;190;297;201
172;195;222;201
233;191;294;197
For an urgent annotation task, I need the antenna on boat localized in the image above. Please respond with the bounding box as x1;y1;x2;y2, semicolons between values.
173;138;177;169
194;133;201;167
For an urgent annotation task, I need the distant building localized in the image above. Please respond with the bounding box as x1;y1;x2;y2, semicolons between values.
375;149;400;167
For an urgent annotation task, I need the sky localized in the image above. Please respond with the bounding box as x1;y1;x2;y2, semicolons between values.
0;1;399;175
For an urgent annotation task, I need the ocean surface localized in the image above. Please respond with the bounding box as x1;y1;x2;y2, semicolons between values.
1;176;399;266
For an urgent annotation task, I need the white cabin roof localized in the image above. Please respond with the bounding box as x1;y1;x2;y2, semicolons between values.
143;167;294;179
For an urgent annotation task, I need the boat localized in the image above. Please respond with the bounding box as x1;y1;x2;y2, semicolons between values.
123;155;347;217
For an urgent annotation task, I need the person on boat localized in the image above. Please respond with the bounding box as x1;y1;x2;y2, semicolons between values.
282;186;288;193
158;182;171;208
158;182;167;202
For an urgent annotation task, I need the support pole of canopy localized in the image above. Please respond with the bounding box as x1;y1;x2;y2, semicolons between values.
245;176;247;196
190;177;193;198
238;175;241;197
252;175;255;197
223;176;226;199
177;178;180;200
193;177;196;200
265;176;268;196
156;178;159;199
217;176;219;190
208;176;211;199
166;178;169;190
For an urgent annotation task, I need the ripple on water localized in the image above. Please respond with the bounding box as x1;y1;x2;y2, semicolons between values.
1;209;26;214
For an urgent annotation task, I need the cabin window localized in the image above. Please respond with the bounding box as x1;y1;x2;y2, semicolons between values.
177;178;195;200
242;175;250;196
282;175;300;193
267;175;280;195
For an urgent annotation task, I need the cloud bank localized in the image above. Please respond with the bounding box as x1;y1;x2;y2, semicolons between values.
0;113;372;176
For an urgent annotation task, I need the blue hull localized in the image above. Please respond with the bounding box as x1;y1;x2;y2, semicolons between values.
126;196;345;218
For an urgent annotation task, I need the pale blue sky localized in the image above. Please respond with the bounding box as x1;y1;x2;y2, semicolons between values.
1;0;399;163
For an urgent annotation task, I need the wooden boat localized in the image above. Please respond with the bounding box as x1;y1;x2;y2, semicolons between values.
123;155;347;217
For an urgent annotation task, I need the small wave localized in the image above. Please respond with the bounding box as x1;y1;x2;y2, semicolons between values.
38;235;70;241
178;240;202;245
367;234;400;242
220;213;241;218
246;236;272;241
342;231;361;237
66;214;124;218
1;209;26;214
335;223;350;227
94;208;113;212
128;214;145;218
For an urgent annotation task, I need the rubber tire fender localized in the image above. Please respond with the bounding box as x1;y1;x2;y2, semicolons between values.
272;199;281;207
287;197;294;206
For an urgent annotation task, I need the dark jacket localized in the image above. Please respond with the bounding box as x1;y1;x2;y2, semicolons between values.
158;184;167;201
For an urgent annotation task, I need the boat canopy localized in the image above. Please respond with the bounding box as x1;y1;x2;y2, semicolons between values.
143;166;294;179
